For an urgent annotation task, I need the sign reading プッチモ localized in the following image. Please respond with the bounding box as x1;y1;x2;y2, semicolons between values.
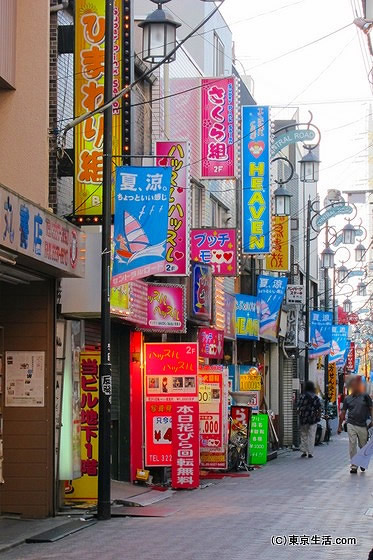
155;141;190;276
111;166;171;287
309;311;333;359
235;294;259;340
191;228;237;276
201;77;235;179
257;275;288;342
242;106;271;254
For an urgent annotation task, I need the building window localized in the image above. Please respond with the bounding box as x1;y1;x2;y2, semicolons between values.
192;182;203;228
211;197;227;227
213;32;225;76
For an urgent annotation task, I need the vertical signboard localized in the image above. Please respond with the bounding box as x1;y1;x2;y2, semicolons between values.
265;216;290;272
190;262;213;322
66;351;100;502
328;362;337;403
111;166;172;286
199;366;228;469
309;311;333;359
235;295;259;340
242;106;271;254
155;141;190;275
346;341;356;371
201;77;235;179
74;0;122;216
249;413;268;465
224;292;236;340
144;343;199;487
172;402;200;488
257;275;288;342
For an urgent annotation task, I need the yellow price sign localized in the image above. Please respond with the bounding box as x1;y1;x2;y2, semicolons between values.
240;373;261;391
199;384;212;403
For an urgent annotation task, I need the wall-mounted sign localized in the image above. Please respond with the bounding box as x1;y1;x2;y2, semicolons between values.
74;0;123;216
112;166;171;286
346;342;356;371
235;295;259;340
0;185;85;278
272;128;316;155
239;366;262;391
286;285;305;305
265;216;290;272
242;106;271;254
198;328;224;359
145;283;186;333
257;275;288;342
309;311;333;359
201;77;235;179
190;262;213;322
330;324;349;365
191;228;237;276
155;141;190;276
315;203;353;227
246;391;260;413
328;362;337;403
5;351;45;407
284;308;298;348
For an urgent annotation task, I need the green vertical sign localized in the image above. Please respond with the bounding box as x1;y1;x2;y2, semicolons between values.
249;413;268;465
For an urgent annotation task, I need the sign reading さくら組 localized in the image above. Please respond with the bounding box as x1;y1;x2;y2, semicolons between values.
265;216;290;272
111;166;172;287
201;77;235;179
155;141;190;276
241;106;271;254
191;228;237;276
74;0;123;216
66;351;100;502
144;343;199;476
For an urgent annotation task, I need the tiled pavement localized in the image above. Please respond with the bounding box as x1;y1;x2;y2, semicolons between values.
1;434;373;560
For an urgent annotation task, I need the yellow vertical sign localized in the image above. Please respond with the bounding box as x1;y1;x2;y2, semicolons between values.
74;0;122;216
328;362;337;404
265;216;290;272
65;351;100;503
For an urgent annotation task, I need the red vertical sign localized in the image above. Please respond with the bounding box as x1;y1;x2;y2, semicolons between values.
346;342;356;372
172;402;200;489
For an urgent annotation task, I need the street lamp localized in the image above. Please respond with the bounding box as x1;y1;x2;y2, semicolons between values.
299;149;320;183
357;282;367;296
139;0;181;63
342;223;356;245
337;264;348;284
355;243;366;261
274;185;292;216
343;298;352;313
321;246;335;269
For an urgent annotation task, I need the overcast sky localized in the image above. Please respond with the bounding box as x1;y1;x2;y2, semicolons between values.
220;0;372;199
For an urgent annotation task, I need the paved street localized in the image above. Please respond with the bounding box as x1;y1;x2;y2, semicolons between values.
2;434;373;560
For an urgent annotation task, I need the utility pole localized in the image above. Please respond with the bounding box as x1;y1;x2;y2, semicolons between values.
324;226;330;416
304;198;312;383
98;0;113;521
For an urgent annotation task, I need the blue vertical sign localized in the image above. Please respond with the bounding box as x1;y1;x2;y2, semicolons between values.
112;166;171;287
241;106;271;254
309;311;333;359
257;275;288;342
330;324;349;364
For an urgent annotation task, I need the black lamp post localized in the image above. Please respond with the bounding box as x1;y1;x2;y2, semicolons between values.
139;0;181;63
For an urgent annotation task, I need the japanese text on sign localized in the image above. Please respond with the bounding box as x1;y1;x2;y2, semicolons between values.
191;228;237;276
265;216;289;272
172;402;200;489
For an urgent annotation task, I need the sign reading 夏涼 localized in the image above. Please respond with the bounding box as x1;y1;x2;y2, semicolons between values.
309;311;333;359
257;275;288;342
242;106;271;254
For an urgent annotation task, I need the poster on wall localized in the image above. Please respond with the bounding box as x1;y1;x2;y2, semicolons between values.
74;0;123;217
257;275;288;342
111;166;172;286
65;351;100;502
199;365;228;470
191;228;237;276
265;216;290;272
190;262;213;322
155;141;190;276
144;343;199;488
309;311;333;359
201;77;236;179
198;328;224;359
241;106;271;254
235;294;259;340
145;283;186;333
5;351;45;407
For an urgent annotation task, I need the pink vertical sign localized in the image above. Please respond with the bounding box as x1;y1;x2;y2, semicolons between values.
155;141;190;276
201;77;235;179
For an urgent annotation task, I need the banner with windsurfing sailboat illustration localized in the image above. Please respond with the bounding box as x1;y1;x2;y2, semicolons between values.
329;324;349;365
309;311;333;359
257;275;288;342
111;166;172;287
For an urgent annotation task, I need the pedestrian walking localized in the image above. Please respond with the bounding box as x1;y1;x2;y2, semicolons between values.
338;377;373;474
297;381;322;458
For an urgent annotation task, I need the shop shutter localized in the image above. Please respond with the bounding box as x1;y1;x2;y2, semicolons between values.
282;357;294;446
